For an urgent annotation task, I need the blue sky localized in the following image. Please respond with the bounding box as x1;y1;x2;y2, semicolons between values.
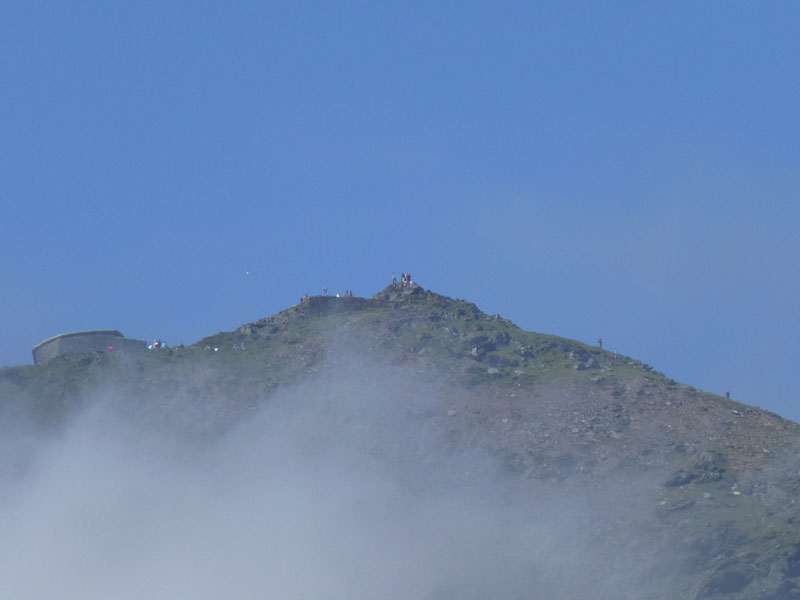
2;3;799;419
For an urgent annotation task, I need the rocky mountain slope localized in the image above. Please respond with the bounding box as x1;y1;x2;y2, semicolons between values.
2;283;800;599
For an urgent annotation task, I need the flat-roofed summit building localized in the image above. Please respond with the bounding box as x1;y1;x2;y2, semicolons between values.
32;330;147;364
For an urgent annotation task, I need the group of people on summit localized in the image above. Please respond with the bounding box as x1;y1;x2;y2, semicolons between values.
300;272;415;305
392;272;413;286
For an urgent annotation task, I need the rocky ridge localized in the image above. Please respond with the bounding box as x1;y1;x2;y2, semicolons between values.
2;283;800;598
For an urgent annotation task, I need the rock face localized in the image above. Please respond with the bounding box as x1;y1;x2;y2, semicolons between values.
4;283;800;599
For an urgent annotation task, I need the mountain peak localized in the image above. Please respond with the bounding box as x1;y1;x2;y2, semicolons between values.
2;284;800;598
372;280;426;301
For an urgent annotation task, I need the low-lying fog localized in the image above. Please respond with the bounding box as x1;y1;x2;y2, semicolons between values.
0;356;656;599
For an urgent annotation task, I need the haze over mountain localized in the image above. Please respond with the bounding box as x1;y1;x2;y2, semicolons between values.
2;284;800;599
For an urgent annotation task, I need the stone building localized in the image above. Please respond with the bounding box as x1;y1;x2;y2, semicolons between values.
32;330;147;364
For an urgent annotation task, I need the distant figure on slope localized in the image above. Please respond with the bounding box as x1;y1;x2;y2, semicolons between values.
323;286;328;295
598;338;603;349
392;272;396;284
726;391;730;399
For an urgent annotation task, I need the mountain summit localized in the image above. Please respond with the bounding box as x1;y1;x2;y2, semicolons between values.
2;284;799;599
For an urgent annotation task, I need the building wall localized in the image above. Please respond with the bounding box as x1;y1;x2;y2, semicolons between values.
32;330;147;364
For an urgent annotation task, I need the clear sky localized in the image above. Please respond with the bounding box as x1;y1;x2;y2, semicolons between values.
2;3;799;420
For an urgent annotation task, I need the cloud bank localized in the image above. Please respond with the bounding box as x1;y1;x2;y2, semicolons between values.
0;356;657;599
